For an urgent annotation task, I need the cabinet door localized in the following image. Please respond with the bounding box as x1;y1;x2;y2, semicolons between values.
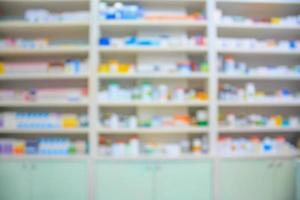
96;161;153;200
31;160;87;200
0;161;31;200
297;162;300;200
274;160;296;200
155;161;212;200
219;160;273;200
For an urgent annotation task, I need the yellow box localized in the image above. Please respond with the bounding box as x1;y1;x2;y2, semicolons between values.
0;63;5;74
271;17;281;25
274;115;283;127
98;64;109;73
62;117;79;128
118;64;130;73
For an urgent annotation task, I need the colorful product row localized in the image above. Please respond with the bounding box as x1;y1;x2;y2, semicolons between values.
99;34;206;47
0;88;88;102
215;10;300;26
218;136;297;155
219;82;300;101
0;38;86;49
98;60;209;74
0;60;88;75
218;38;300;50
219;55;300;75
99;2;205;21
98;82;208;102
99;135;209;157
220;113;300;128
23;9;89;22
0;138;86;155
0;112;88;129
100;110;208;129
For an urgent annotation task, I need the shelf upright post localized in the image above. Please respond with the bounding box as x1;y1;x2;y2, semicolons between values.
207;0;219;199
88;0;100;199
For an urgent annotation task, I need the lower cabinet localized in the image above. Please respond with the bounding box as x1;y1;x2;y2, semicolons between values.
96;161;153;200
95;160;212;200
155;161;212;200
297;161;300;200
219;159;296;200
0;160;88;200
31;161;88;200
273;160;295;200
0;161;31;200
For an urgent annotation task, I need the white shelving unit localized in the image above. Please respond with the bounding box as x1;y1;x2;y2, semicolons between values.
0;0;299;199
215;0;300;143
0;0;91;161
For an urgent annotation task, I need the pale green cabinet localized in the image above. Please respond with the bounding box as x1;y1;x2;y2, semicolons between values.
31;161;88;200
297;161;300;200
0;160;87;200
0;161;31;200
96;161;154;200
219;159;296;200
96;160;212;200
219;160;273;200
156;161;212;200
273;160;295;200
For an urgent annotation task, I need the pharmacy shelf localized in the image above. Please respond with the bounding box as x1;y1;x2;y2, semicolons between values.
0;128;88;134
217;23;300;30
0;21;89;30
218;48;300;55
218;74;300;81
218;126;300;134
216;0;300;4
98;73;209;79
98;100;209;107
218;100;300;107
0;46;89;56
0;101;88;107
0;155;88;161
98;127;209;134
0;74;88;80
97;154;212;161
218;152;300;160
99;20;207;28
98;46;207;54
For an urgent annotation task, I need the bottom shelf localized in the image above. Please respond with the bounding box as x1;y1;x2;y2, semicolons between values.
0;152;299;161
96;153;212;161
0;154;88;160
218;151;300;159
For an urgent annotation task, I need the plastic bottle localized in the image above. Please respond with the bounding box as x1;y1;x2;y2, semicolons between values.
192;138;202;154
275;135;285;153
262;137;274;153
196;110;208;127
245;82;256;100
129;135;140;157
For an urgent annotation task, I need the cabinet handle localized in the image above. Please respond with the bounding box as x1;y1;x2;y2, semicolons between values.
31;163;36;170
146;165;152;171
22;162;27;169
156;164;161;171
277;161;282;168
268;162;274;168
